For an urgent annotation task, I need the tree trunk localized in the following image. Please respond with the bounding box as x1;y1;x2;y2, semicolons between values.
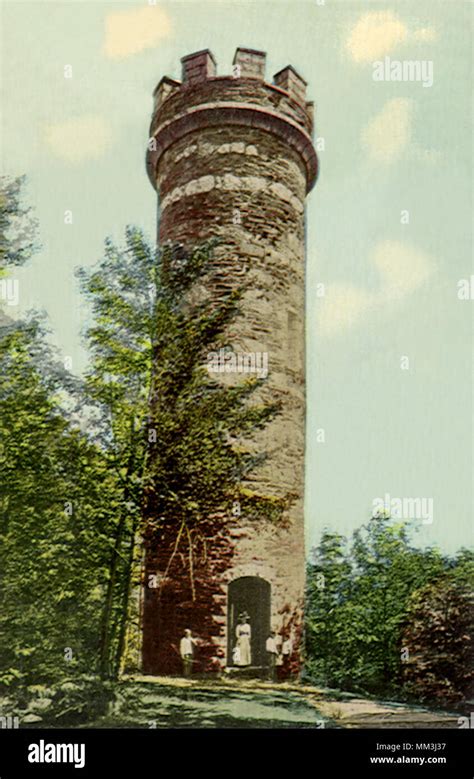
113;515;139;678
99;508;128;678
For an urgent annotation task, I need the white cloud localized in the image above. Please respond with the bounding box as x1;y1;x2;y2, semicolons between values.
347;11;407;63
318;285;372;338
362;98;413;164
317;241;435;337
414;27;438;43
44;115;112;164
346;11;437;63
373;240;433;300
103;6;172;60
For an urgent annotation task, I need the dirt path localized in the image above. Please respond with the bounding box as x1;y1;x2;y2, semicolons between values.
93;676;460;729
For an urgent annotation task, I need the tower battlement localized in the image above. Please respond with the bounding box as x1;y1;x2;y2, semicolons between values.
153;48;311;110
150;48;316;181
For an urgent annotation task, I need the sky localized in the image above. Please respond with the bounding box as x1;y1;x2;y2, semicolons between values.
1;0;472;556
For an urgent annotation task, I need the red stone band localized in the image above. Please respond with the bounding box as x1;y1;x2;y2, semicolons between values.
147;102;319;194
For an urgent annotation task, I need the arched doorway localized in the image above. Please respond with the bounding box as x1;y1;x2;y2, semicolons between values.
227;576;271;667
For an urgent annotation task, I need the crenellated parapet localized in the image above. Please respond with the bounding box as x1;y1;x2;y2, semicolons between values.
147;48;318;194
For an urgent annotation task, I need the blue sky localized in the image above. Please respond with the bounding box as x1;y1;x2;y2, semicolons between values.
1;0;472;555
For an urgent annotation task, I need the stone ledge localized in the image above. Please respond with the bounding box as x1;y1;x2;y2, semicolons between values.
147;102;318;194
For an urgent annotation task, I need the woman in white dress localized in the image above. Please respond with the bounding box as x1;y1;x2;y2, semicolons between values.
235;613;251;666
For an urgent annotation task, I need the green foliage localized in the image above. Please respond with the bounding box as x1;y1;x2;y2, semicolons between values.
0;319;115;690
0;177;111;693
305;531;352;686
1;676;114;727
305;516;456;699
400;556;474;704
42;677;114;725
76;227;159;679
0;175;38;271
0;177;118;698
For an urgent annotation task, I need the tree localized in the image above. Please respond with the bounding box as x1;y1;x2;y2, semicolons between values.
305;532;351;685
77;228;157;678
306;515;447;696
348;514;445;691
0;175;38;270
0;178;115;703
0;318;115;692
400;551;474;704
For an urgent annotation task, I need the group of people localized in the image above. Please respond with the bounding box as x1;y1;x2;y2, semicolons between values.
264;630;293;681
179;612;293;680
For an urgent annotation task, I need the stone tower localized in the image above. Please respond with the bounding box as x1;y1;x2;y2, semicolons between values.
142;48;318;676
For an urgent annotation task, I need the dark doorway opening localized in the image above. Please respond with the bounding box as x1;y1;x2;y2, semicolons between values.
227;576;271;667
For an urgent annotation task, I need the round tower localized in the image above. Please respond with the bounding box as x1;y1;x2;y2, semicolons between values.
143;47;318;677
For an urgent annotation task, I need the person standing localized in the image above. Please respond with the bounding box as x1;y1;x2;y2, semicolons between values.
179;628;197;677
280;634;293;677
265;631;279;681
235;612;251;666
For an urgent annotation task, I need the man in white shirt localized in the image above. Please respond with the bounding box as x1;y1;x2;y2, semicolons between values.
266;631;279;681
180;629;197;677
282;637;293;657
